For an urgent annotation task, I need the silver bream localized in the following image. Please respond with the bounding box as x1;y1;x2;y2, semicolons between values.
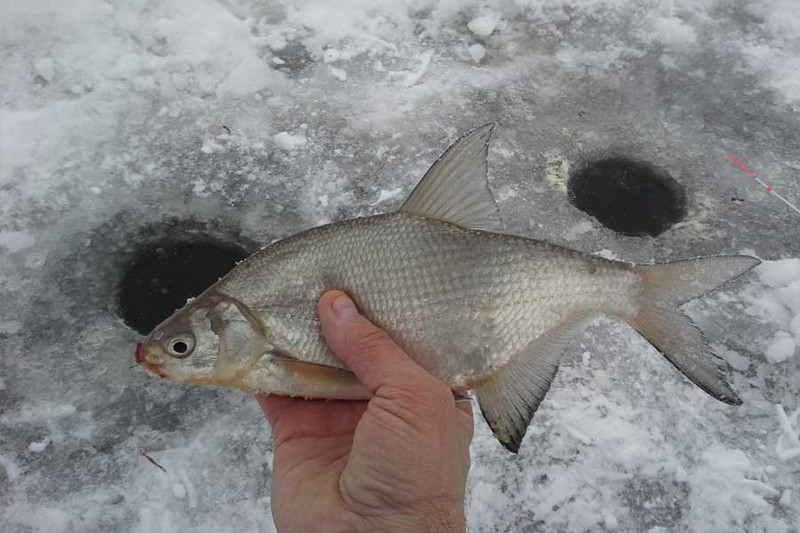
136;125;759;452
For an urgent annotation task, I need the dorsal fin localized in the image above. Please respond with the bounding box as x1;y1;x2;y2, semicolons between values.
400;123;502;231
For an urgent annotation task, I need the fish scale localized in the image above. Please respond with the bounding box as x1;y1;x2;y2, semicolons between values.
218;212;639;385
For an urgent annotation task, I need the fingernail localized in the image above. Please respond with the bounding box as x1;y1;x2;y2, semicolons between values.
332;294;357;319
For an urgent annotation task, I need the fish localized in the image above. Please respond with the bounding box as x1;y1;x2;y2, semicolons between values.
135;124;760;452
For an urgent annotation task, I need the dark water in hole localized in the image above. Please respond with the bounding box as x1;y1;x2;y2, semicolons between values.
568;157;687;237
119;240;248;335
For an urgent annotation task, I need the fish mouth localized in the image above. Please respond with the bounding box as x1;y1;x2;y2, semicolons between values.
135;342;168;380
135;342;145;365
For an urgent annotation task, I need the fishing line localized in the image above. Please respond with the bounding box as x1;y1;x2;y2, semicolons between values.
727;153;800;223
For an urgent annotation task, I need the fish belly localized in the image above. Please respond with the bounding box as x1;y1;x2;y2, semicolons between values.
220;213;640;388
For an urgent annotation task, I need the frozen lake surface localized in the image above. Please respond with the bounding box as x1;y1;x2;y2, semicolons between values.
1;0;799;531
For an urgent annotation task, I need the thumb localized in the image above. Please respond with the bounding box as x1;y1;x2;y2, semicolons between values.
318;291;433;394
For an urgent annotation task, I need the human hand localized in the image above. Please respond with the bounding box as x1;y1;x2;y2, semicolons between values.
258;291;474;533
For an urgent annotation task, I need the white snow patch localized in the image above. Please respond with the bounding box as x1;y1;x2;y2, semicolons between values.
0;454;21;481
741;0;800;103
494;184;517;202
791;313;800;342
0;230;35;253
218;57;277;96
0;319;22;334
564;220;594;241
646;16;697;52
273;132;307;151
592;249;619;261
687;446;779;529
33;58;55;82
714;345;751;372
774;404;800;463
200;138;224;154
28;438;51;453
328;66;347;81
468;14;501;37
765;332;796;363
757;258;800;288
745;258;800;363
372;187;404;206
468;44;486;63
603;511;618;530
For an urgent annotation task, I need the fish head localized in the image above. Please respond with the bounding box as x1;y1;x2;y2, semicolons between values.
135;291;268;386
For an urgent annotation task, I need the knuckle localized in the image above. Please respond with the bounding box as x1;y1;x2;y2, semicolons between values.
346;322;396;356
380;381;453;421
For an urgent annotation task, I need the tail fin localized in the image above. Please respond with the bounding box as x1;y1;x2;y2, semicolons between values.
630;256;760;405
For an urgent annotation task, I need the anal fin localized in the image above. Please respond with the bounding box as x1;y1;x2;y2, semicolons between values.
475;315;593;453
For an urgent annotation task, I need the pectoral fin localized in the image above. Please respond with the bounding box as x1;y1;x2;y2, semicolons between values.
256;354;371;400
401;123;502;231
475;315;594;453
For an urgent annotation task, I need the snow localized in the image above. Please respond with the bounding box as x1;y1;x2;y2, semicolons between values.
372;187;404;206
28;438;51;453
273;132;307;151
0;230;35;253
774;404;800;464
2;0;800;531
468;14;501;37
757;258;800;288
328;66;347;81
467;44;486;63
563;220;595;241
765;333;796;363
745;259;800;363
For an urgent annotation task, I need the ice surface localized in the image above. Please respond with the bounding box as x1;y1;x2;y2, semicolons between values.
2;0;800;531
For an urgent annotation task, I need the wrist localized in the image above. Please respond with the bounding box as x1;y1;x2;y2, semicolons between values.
375;502;466;533
424;505;466;533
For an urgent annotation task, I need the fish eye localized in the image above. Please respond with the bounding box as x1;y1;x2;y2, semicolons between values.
165;334;195;358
